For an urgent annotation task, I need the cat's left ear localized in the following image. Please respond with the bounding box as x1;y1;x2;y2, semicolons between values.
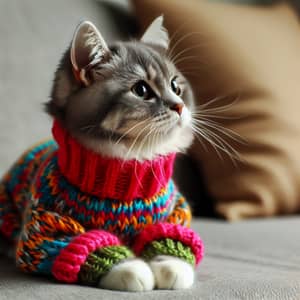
70;21;110;86
141;16;169;51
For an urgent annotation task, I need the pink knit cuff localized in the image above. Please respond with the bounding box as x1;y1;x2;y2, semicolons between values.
133;223;204;266
52;230;120;283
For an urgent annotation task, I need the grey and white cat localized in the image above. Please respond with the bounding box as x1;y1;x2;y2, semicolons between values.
46;17;195;291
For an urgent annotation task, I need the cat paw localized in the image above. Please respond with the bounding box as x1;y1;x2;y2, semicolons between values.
149;255;194;289
98;258;154;292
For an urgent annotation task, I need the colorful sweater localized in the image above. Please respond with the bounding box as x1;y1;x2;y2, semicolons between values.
0;120;204;285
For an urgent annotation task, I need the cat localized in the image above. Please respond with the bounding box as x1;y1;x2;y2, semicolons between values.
0;17;204;291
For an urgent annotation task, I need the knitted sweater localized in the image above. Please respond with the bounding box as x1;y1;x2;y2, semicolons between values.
0;120;204;285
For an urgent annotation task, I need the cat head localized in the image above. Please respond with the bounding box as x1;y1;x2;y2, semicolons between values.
46;16;195;160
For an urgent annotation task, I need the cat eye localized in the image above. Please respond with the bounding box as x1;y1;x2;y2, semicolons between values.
132;81;154;100
171;77;181;96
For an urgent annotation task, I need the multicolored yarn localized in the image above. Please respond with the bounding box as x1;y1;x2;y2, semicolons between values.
0;120;204;285
0;140;57;241
133;223;204;265
52;230;121;283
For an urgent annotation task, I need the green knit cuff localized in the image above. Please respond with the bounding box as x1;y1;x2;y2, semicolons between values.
141;238;195;265
78;245;134;286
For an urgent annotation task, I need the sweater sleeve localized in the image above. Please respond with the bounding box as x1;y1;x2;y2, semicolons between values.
132;193;204;266
132;223;204;266
16;207;121;283
166;191;192;227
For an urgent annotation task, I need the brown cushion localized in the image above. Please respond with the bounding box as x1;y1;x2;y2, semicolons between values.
132;0;300;220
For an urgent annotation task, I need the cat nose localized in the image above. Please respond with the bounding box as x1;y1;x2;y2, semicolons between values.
170;103;184;116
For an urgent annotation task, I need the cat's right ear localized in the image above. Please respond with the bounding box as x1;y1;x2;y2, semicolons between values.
70;21;110;86
141;16;169;51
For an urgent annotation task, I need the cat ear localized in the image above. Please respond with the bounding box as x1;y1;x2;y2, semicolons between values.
141;16;169;51
70;21;110;86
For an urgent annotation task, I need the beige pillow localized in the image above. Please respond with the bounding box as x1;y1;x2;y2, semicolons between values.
132;0;300;220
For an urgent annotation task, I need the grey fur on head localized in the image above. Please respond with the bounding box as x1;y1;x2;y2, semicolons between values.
46;17;195;161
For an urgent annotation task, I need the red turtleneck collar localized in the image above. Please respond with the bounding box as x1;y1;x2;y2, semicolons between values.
52;121;176;201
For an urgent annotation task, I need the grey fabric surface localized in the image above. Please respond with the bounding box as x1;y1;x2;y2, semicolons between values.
0;218;299;300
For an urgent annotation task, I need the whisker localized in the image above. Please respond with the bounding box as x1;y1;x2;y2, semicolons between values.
134;160;143;189
192;120;238;150
177;66;205;73
200;125;241;160
132;123;165;187
170;45;205;65
149;129;165;187
173;55;200;66
114;118;150;146
167;20;205;55
132;123;157;188
195;129;238;166
195;96;229;110
168;31;206;61
191;123;241;165
135;124;155;158
201;127;241;166
168;23;189;57
191;112;241;120
123;122;153;162
152;128;166;179
195;105;237;114
192;118;247;145
156;131;166;180
188;124;208;152
195;94;240;111
191;125;224;162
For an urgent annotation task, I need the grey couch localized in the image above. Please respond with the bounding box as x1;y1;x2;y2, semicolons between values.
1;217;299;300
0;1;299;299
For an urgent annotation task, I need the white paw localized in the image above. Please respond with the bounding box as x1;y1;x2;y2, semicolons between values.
149;255;194;289
98;258;154;292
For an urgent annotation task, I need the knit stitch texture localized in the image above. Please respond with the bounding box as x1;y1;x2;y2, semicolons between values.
0;120;204;285
79;245;134;285
141;238;195;265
